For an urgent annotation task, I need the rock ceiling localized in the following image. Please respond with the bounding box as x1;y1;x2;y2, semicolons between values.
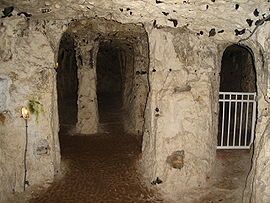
0;0;269;37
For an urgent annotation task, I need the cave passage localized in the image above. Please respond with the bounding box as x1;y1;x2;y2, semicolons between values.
96;42;124;125
219;44;256;93
30;39;159;203
41;24;156;203
56;34;78;135
210;44;257;202
218;44;257;147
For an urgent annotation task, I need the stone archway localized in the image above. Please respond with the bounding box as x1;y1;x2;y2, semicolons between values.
218;44;257;149
30;18;157;203
220;44;256;93
62;18;150;139
202;44;259;202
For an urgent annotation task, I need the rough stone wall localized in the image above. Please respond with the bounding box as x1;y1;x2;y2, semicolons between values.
122;34;150;135
140;24;270;201
243;23;270;203
75;40;99;134
1;1;270;202
141;27;219;200
0;17;60;199
242;51;256;92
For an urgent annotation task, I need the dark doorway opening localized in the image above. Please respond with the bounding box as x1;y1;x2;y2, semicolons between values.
219;44;256;93
96;42;124;127
218;44;257;148
199;44;258;202
57;33;78;136
30;21;159;203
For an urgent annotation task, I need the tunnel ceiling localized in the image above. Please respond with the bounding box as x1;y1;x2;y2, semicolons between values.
99;41;131;53
66;18;146;39
63;18;147;55
0;0;268;37
99;40;133;53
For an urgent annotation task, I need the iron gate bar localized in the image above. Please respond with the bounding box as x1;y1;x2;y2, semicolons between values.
217;92;256;149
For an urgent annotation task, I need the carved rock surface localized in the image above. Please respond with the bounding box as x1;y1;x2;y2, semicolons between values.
167;150;185;169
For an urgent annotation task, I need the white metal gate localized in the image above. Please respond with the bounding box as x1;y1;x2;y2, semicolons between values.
217;92;256;149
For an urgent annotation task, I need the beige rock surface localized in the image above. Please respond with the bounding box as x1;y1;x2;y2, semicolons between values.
0;17;60;201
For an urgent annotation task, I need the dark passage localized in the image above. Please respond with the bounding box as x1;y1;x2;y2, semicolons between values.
219;44;256;93
29;36;160;202
201;45;257;203
57;33;78;135
218;44;257;147
96;42;123;126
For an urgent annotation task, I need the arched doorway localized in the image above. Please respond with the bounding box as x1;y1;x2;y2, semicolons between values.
30;20;160;203
218;44;257;149
199;44;259;202
56;33;78;137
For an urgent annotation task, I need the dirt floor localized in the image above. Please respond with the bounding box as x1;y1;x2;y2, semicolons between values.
27;94;163;203
28;132;161;202
194;149;253;203
9;147;252;203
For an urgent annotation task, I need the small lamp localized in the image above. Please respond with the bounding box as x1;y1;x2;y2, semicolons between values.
21;107;29;191
21;107;29;120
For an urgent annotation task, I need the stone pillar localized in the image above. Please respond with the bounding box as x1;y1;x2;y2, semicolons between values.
141;27;217;199
76;44;99;134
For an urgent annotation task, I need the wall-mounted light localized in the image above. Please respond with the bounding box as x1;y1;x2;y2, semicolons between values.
21;107;29;120
21;107;29;191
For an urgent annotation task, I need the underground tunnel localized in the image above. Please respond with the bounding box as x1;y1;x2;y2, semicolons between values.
27;20;157;202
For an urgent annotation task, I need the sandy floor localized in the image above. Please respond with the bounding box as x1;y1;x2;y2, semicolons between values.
27;94;163;203
194;149;252;203
28;131;162;202
9;145;252;203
